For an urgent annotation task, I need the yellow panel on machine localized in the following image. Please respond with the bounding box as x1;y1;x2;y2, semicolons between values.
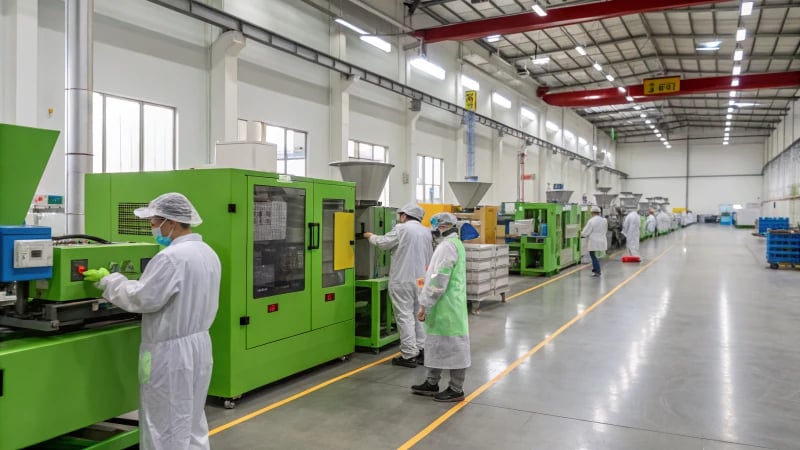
333;212;355;271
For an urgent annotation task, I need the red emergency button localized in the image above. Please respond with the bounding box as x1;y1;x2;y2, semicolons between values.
77;265;87;274
324;293;335;302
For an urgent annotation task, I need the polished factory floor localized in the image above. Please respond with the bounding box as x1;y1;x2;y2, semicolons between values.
206;225;800;450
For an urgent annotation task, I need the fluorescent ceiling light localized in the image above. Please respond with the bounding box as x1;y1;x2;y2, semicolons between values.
634;105;642;110
626;96;634;102
729;100;736;105
667;145;672;149
532;3;547;16
725;121;731;126
645;119;652;124
741;1;753;16
575;46;587;56
727;107;734;113
492;92;511;109
410;57;446;80
546;121;560;132
735;102;759;107
733;48;743;61
729;90;737;97
660;137;666;142
461;74;480;91
605;74;615;82
731;78;740;87
654;129;660;134
724;133;730;137
360;36;391;53
732;65;741;76
696;40;721;51
521;107;537;120
723;141;729;145
736;28;747;42
726;114;733;120
486;35;501;43
725;127;730;131
334;18;367;35
649;124;655;129
663;142;670;146
618;86;627;94
593;62;603;72
656;133;662;137
640;113;647;118
531;56;551;65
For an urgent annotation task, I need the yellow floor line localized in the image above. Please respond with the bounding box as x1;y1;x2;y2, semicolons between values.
209;352;399;436
397;245;675;450
210;250;622;437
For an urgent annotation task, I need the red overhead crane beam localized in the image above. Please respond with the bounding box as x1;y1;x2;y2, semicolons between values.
411;0;727;44
538;72;800;108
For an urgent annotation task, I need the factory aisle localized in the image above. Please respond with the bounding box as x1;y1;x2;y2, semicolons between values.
206;225;800;450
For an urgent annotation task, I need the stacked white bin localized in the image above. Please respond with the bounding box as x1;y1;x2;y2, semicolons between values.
464;244;510;303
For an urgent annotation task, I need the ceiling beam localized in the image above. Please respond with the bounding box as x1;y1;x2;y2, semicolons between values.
411;0;728;44
539;71;800;107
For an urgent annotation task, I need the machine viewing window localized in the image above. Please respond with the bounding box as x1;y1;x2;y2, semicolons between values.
252;185;306;298
348;140;389;205
92;92;176;173
237;120;307;177
416;155;443;204
321;199;346;288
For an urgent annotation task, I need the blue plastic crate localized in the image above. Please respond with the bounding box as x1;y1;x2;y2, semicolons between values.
759;217;790;234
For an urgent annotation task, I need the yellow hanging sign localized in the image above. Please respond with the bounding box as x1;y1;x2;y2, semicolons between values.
643;77;681;95
465;90;477;111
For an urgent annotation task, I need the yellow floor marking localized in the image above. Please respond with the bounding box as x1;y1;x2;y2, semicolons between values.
397;245;674;450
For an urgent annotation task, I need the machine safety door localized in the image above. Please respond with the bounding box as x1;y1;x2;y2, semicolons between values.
311;185;355;330
246;178;313;349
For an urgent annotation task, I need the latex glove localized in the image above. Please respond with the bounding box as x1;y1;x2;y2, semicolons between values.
83;267;110;282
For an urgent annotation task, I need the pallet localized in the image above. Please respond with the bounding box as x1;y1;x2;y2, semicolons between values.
768;262;800;270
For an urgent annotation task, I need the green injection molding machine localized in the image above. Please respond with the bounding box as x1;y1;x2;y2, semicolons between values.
560;204;581;269
507;202;562;276
85;169;356;406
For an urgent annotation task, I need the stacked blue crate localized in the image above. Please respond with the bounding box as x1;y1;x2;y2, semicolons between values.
758;217;790;235
766;231;800;266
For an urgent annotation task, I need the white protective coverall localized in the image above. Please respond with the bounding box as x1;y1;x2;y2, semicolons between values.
622;211;641;256
656;211;671;233
646;213;656;233
99;234;221;450
581;215;609;252
369;219;433;359
419;233;470;370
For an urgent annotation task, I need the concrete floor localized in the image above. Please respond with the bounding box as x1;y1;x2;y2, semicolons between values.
206;225;800;450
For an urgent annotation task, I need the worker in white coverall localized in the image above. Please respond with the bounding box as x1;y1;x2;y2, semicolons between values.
656;209;671;234
411;213;470;402
581;206;608;277
364;203;432;367
83;193;221;450
621;209;641;257
646;208;657;235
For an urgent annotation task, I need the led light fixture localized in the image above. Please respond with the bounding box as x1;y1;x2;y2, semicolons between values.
410;57;446;80
461;74;480;91
486;35;501;43
575;46;587;56
532;2;547;16
626;96;634;102
736;28;747;42
731;78;740;87
741;1;753;16
531;57;551;65
492;92;511;109
733;48;743;61
732;65;741;76
593;62;602;72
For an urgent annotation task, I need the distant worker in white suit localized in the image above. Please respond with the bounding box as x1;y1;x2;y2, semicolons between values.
581;206;608;277
622;209;641;257
646;208;657;235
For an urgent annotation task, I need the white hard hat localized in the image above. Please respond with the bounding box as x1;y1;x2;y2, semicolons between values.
591;206;601;213
398;203;425;221
134;192;203;225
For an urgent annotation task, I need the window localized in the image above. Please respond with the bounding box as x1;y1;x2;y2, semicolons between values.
92;92;176;173
348;140;389;205
238;120;307;177
416;155;443;203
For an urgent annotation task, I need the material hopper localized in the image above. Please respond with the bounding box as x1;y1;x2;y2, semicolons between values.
597;186;612;194
594;193;618;209
449;181;492;209
330;160;394;203
546;190;573;204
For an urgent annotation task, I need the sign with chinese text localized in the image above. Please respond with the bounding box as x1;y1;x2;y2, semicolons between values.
465;90;477;111
643;77;680;95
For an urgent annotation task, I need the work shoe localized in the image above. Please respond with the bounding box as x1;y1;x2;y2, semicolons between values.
591;272;601;277
411;380;439;396
416;349;425;365
434;387;465;402
392;356;418;368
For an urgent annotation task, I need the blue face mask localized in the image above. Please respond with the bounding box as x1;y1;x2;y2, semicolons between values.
152;221;173;246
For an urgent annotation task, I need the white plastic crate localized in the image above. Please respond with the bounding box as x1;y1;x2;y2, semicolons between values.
465;259;494;270
466;270;492;282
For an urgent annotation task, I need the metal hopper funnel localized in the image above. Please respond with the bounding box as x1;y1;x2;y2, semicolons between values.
449;181;492;209
594;193;618;209
597;186;612;193
546;190;573;204
330;161;394;204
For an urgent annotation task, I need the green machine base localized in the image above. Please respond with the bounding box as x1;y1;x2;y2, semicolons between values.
0;324;140;450
31;427;139;450
354;278;398;351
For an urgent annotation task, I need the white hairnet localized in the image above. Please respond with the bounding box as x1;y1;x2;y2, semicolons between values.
134;192;203;225
398;203;425;221
591;206;601;213
432;212;457;227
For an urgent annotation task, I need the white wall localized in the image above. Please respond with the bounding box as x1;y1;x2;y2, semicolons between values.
762;98;800;223
2;0;619;214
618;136;763;214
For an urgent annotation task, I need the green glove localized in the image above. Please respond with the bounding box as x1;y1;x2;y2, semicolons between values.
83;267;110;282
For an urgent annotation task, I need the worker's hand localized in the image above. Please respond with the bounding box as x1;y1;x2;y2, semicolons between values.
363;232;374;240
417;306;426;322
83;267;110;282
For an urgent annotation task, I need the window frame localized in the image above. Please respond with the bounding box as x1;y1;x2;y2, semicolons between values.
238;119;308;177
348;139;389;205
416;154;444;204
